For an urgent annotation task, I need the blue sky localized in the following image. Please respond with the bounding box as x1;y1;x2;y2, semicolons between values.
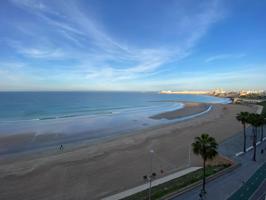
0;0;265;91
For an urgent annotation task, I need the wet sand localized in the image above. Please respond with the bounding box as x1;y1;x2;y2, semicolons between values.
0;102;209;155
0;103;259;200
150;102;209;120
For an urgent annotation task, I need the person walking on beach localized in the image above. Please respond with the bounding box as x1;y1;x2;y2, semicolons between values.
59;144;64;151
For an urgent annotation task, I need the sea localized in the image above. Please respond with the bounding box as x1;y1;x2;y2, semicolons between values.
0;92;230;154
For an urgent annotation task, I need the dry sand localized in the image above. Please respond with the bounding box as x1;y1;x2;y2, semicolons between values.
0;103;258;200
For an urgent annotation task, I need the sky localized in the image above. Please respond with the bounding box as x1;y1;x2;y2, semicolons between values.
0;0;265;91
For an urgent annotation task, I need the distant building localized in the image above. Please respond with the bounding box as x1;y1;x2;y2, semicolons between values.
160;89;266;100
233;98;263;104
239;90;265;97
160;90;209;95
212;88;226;96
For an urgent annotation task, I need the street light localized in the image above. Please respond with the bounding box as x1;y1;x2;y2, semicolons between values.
199;189;207;200
143;149;156;200
143;172;156;200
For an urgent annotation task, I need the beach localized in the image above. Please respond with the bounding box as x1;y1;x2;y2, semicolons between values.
0;103;258;200
150;102;210;120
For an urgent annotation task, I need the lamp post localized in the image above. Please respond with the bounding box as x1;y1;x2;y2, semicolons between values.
199;189;206;200
188;144;191;167
143;173;156;200
143;149;156;200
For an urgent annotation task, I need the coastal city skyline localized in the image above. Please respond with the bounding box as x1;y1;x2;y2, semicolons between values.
0;0;266;91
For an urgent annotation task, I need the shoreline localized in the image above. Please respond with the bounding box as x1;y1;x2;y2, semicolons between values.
0;103;259;200
0;102;211;156
150;102;210;120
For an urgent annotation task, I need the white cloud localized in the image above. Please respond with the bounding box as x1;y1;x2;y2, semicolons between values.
146;65;266;90
5;39;65;59
0;61;25;69
18;47;65;58
205;54;246;63
7;0;226;87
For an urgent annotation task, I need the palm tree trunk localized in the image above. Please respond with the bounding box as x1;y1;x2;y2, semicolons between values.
202;158;206;193
253;127;257;161
261;125;264;142
243;123;246;152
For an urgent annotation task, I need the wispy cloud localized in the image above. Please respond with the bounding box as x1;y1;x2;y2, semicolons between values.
141;65;266;91
19;47;65;59
180;1;224;49
0;61;25;69
205;53;246;63
4;0;227;89
5;39;65;59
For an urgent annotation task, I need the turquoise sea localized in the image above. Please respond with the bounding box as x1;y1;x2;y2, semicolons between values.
0;92;230;154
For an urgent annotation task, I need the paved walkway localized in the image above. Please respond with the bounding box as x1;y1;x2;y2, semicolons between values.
102;167;201;200
170;127;266;200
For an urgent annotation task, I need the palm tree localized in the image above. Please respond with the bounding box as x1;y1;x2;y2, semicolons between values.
258;115;265;142
262;117;266;142
192;133;218;193
247;113;261;161
236;112;250;152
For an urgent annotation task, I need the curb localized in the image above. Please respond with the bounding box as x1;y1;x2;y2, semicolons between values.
162;163;241;200
235;137;266;157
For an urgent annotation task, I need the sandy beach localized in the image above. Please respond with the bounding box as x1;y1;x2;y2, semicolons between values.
0;103;258;200
150;102;209;120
